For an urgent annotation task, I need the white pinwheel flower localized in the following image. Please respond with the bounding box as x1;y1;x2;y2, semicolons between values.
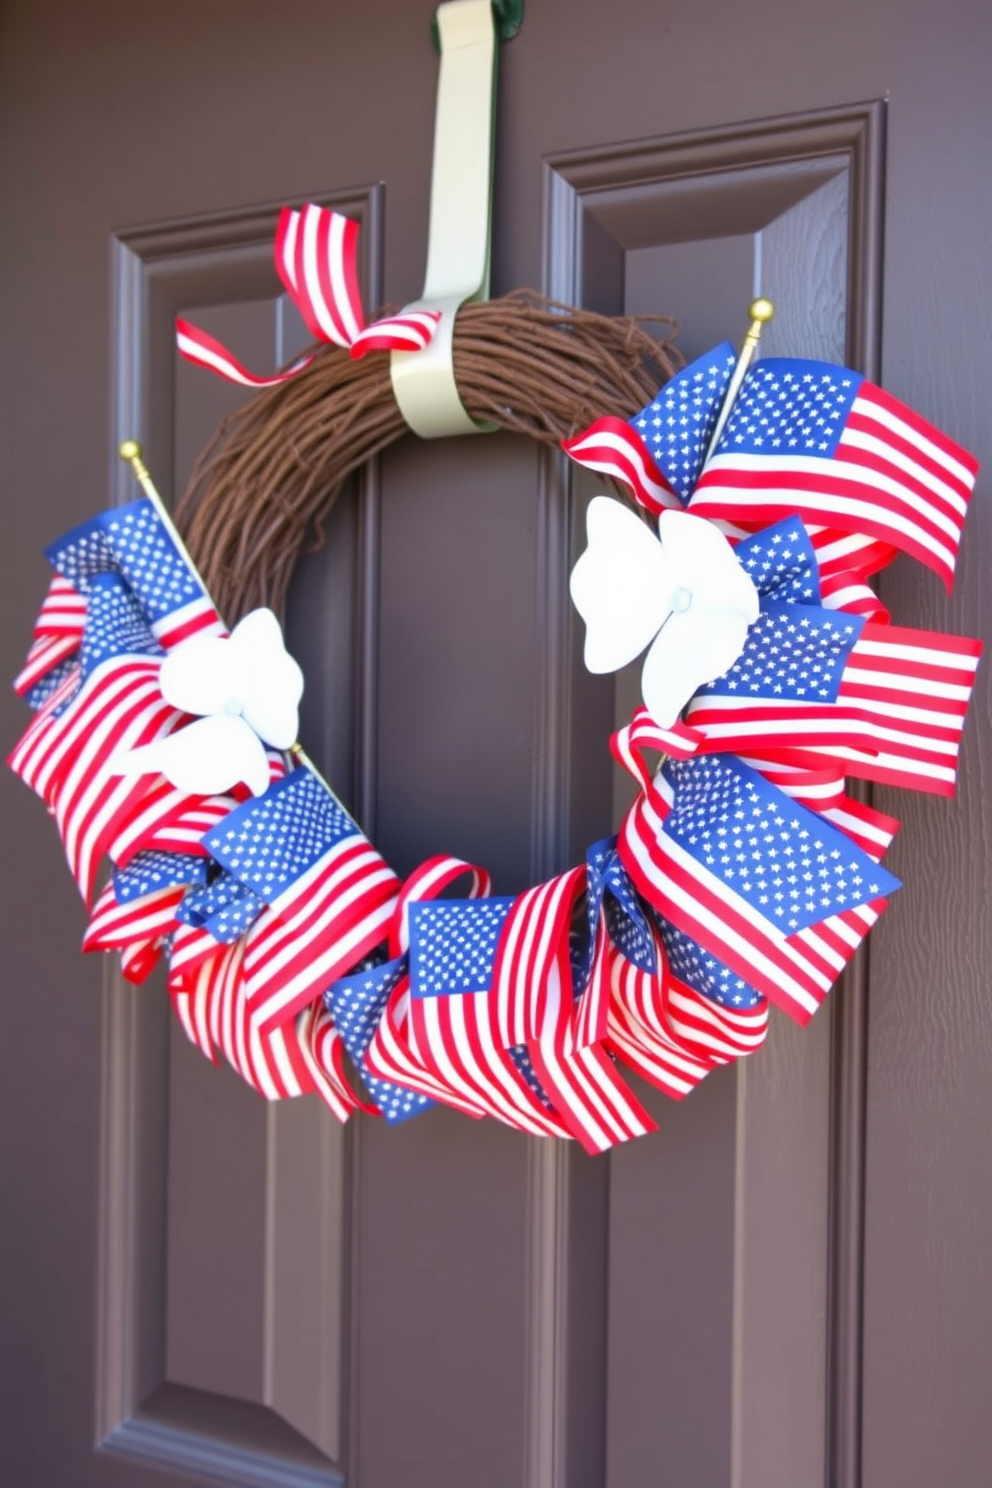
116;608;304;797
569;498;760;728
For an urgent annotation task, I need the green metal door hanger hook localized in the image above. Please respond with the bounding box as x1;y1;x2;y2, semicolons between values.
431;0;523;50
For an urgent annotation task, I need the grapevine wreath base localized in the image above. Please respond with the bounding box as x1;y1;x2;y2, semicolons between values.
9;204;983;1153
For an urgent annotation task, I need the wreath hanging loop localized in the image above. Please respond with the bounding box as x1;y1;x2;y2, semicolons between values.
176;292;681;622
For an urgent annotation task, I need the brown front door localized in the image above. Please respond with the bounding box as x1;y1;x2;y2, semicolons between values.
2;4;990;1486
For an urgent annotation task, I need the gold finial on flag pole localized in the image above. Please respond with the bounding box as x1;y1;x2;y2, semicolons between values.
703;298;775;467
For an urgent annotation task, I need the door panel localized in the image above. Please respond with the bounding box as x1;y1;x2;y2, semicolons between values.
2;6;990;1488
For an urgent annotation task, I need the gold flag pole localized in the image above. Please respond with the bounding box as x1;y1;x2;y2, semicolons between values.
118;440;208;593
702;297;775;467
117;440;344;810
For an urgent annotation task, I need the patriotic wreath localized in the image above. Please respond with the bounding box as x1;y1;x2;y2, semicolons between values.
10;205;982;1153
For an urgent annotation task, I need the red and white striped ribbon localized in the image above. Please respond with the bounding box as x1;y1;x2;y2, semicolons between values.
177;204;440;388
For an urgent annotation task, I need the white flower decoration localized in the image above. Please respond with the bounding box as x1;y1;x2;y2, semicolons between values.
116;607;304;797
569;498;760;728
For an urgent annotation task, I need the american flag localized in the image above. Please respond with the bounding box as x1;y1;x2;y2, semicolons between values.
8;575;184;903
690;358;979;590
204;768;399;1034
619;754;899;1024
685;604;982;797
562;344;736;514
44;497;224;650
407;897;570;1137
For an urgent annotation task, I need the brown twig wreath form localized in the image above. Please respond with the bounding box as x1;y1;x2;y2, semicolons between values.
176;292;681;620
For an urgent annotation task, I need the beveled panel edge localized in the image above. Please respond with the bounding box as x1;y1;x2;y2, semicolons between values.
534;101;887;1488
824;99;885;1488
544;100;887;198
96;182;384;1482
101;1385;343;1488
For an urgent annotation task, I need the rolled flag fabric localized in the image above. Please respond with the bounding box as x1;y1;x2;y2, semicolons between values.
167;932;364;1119
14;576;87;698
480;865;658;1152
203;767;399;1034
689;357;979;590
562;344;737;515
177;203;441;388
619;753;900;1025
8;575;184;904
326;955;436;1125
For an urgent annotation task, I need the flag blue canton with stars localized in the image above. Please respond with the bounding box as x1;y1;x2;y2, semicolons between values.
713;358;864;459
734;516;821;606
204;770;362;904
80;574;164;679
324;955;435;1125
656;919;765;1010
630;342;736;503
408;898;515;997
695;600;864;703
23;655;77;712
45;498;213;632
112;849;207;904
574;837;656;994
176;871;266;943
661;755;900;934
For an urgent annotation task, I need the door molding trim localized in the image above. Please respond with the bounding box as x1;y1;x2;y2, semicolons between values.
531;100;885;1488
95;183;382;1486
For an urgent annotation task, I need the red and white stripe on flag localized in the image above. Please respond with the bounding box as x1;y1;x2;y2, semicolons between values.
14;576;86;695
8;657;183;905
618;783;885;1026
610;705;702;797
692;380;979;589
169;932;365;1122
562;417;681;516
407;988;572;1138
84;880;186;983
364;979;489;1118
605;922;770;1099
685;621;982;797
244;834;399;1034
526;959;658;1153
491;864;586;1048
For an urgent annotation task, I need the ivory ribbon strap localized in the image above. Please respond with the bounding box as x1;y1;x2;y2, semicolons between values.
389;0;499;437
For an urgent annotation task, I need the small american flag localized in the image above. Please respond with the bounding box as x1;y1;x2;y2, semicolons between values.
690;358;979;589
620;754;899;1024
44;497;224;649
407;897;570;1137
685;606;982;797
204;768;399;1034
563;344;736;515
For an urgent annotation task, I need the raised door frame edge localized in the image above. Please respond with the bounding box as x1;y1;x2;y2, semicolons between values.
527;99;885;1488
95;181;384;1487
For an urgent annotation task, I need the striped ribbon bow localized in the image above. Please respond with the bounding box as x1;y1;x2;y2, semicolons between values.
177;203;441;388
